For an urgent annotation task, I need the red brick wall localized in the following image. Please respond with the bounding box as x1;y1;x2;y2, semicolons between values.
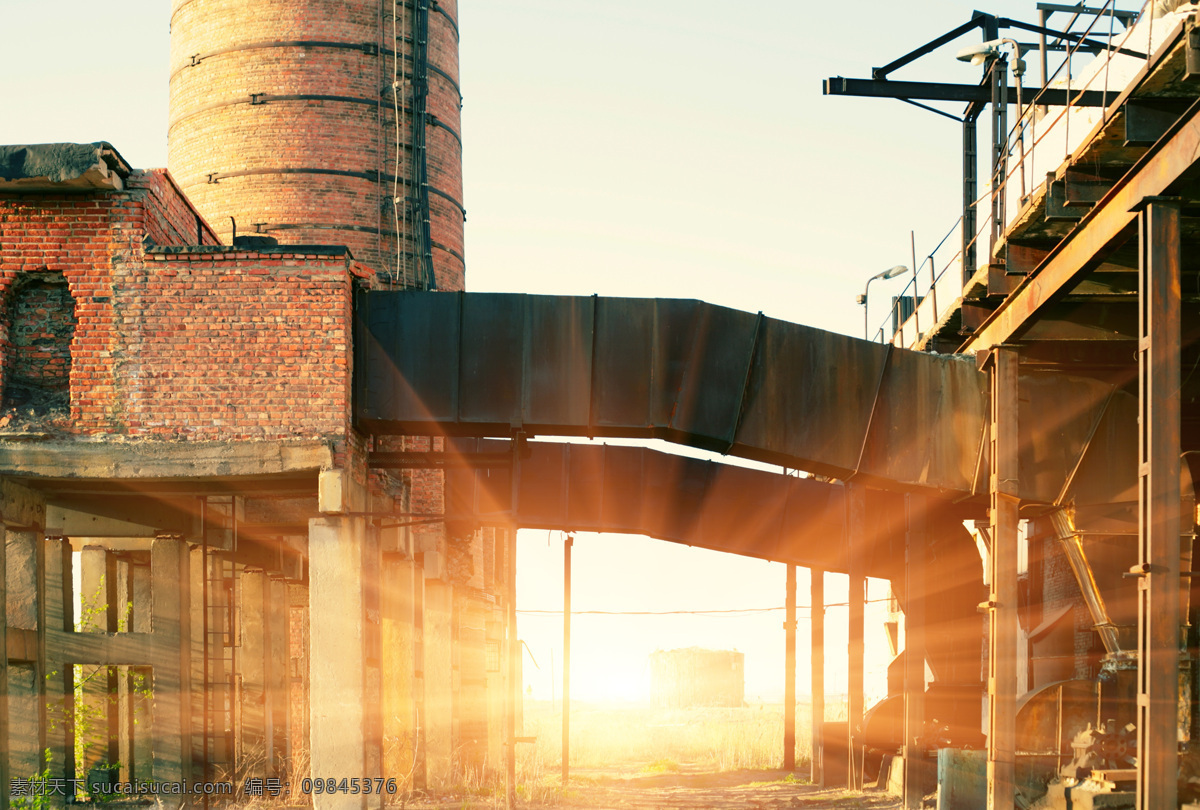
129;170;222;248
1;179;361;440
168;0;464;287
0;176;215;419
123;249;356;439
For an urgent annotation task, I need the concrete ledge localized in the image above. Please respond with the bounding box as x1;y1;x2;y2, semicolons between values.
0;142;131;192
0;438;335;479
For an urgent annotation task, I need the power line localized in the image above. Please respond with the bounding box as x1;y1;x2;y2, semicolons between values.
516;597;894;616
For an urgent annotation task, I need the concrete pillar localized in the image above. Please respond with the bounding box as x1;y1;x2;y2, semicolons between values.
308;513;368;810
150;536;192;786
241;568;268;778
424;578;454;786
267;575;290;774
78;545;118;785
986;348;1019;810
362;522;383;804
117;556;134;784
1;522;7;808
287;582;310;777
113;553;153;785
6;529;40;792
486;605;504;777
412;563;427;790
458;596;489;779
207;552;232;768
8;665;39;780
188;545;206;781
903;494;927;810
381;554;416;785
42;535;74;786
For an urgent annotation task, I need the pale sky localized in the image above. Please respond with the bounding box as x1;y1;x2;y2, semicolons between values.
2;0;1066;703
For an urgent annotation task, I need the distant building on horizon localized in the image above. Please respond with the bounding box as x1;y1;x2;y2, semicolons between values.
650;647;744;708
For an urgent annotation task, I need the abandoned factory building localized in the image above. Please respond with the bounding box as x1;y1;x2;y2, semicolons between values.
7;1;1200;810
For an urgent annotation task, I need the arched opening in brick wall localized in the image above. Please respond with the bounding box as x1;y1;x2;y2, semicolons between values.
3;271;76;414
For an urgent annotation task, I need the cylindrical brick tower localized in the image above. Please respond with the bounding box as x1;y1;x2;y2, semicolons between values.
168;0;464;290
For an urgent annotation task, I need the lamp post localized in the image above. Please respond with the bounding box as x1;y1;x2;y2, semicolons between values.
857;265;909;341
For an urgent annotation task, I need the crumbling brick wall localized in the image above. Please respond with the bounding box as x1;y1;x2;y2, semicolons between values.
4;272;76;413
0;170;221;420
1;176;370;440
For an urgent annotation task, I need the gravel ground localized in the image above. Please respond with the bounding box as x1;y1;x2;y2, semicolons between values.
401;768;905;810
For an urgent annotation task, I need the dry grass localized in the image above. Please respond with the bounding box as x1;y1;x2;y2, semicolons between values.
518;700;817;777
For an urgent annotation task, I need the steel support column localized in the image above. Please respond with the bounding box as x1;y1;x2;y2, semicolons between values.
784;564;797;770
847;483;867;790
903;494;927;810
811;568;825;786
986;347;1019;810
562;534;572;785
990;58;1008;253
962;114;979;285
1135;197;1182;810
504;522;518;810
505;433;524;810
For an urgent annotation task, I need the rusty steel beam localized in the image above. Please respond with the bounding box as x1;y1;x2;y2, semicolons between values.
986;348;1019;810
847;483;867;791
963;97;1200;352
903;493;927;810
811;569;825;787
1135;198;1182;810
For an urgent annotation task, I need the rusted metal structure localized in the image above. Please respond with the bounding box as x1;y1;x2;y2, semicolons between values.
7;3;1200;808
351;5;1200;808
820;3;1200;807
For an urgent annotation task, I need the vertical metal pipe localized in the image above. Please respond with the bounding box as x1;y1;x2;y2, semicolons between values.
784;565;797;770
903;494;927;810
963;115;979;285
562;535;573;785
506;432;524;810
1135;197;1182;810
847;484;867;790
986;347;1019;810
1039;9;1049;110
811;568;825;786
505;523;517;810
990;58;1009;252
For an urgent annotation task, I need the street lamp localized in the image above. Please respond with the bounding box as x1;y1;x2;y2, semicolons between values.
857;265;909;340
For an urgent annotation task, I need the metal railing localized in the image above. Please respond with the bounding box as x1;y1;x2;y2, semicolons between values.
876;0;1165;348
